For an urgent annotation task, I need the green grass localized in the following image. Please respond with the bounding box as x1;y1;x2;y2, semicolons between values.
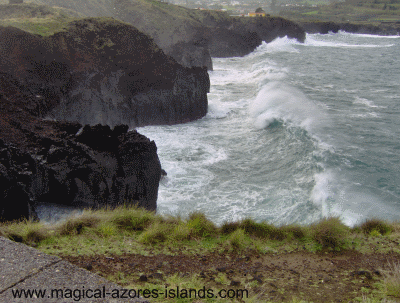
279;0;400;24
0;3;85;36
1;205;399;257
383;261;400;298
303;10;319;15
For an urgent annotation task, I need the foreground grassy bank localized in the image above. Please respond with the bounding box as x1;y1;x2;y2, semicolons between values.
1;205;400;302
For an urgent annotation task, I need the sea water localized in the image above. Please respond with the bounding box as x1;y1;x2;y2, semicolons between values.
137;32;400;227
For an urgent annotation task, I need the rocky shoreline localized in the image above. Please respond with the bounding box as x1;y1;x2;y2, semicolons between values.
298;20;400;36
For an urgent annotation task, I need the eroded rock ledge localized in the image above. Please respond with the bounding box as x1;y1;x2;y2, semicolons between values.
299;21;400;36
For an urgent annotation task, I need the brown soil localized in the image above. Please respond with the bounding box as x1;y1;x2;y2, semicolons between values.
61;250;400;302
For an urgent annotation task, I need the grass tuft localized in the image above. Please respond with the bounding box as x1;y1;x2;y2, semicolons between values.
240;219;287;240
383;261;400;298
1;220;49;245
311;217;349;250
95;222;118;237
281;224;308;239
111;207;155;231
138;222;171;244
186;211;217;239
227;228;247;250
58;212;101;235
171;222;192;241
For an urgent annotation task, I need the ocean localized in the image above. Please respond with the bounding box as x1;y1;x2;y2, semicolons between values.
137;32;400;227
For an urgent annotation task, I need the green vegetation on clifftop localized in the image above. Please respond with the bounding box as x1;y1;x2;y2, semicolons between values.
280;0;400;23
0;2;85;35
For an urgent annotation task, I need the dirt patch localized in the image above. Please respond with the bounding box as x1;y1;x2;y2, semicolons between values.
61;250;400;302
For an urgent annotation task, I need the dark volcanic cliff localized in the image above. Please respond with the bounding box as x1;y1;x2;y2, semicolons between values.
0;17;212;221
0;18;210;127
197;14;306;58
0;80;162;221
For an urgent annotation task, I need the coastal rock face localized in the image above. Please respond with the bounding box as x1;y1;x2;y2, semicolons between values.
0;18;210;127
205;26;262;58
298;21;340;34
0;88;161;222
299;21;400;36
241;17;306;44
188;12;305;58
165;38;213;70
0;141;35;222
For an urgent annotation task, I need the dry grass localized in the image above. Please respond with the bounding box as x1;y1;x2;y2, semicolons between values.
383;261;400;298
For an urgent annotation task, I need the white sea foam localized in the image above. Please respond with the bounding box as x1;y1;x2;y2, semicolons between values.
353;96;386;108
349;112;380;118
305;34;394;48
310;171;334;217
206;101;233;119
249;81;327;132
253;37;301;54
339;31;400;39
309;168;400;227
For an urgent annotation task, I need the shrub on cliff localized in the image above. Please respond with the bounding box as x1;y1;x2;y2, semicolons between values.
357;218;392;236
220;221;241;235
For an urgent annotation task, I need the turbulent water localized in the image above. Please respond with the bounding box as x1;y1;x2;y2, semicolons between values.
137;32;400;227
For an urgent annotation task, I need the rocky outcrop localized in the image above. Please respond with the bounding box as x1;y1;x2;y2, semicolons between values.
200;16;305;58
204;25;262;58
299;21;341;34
0;18;210;127
0;85;161;222
299;21;400;36
240;17;306;44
